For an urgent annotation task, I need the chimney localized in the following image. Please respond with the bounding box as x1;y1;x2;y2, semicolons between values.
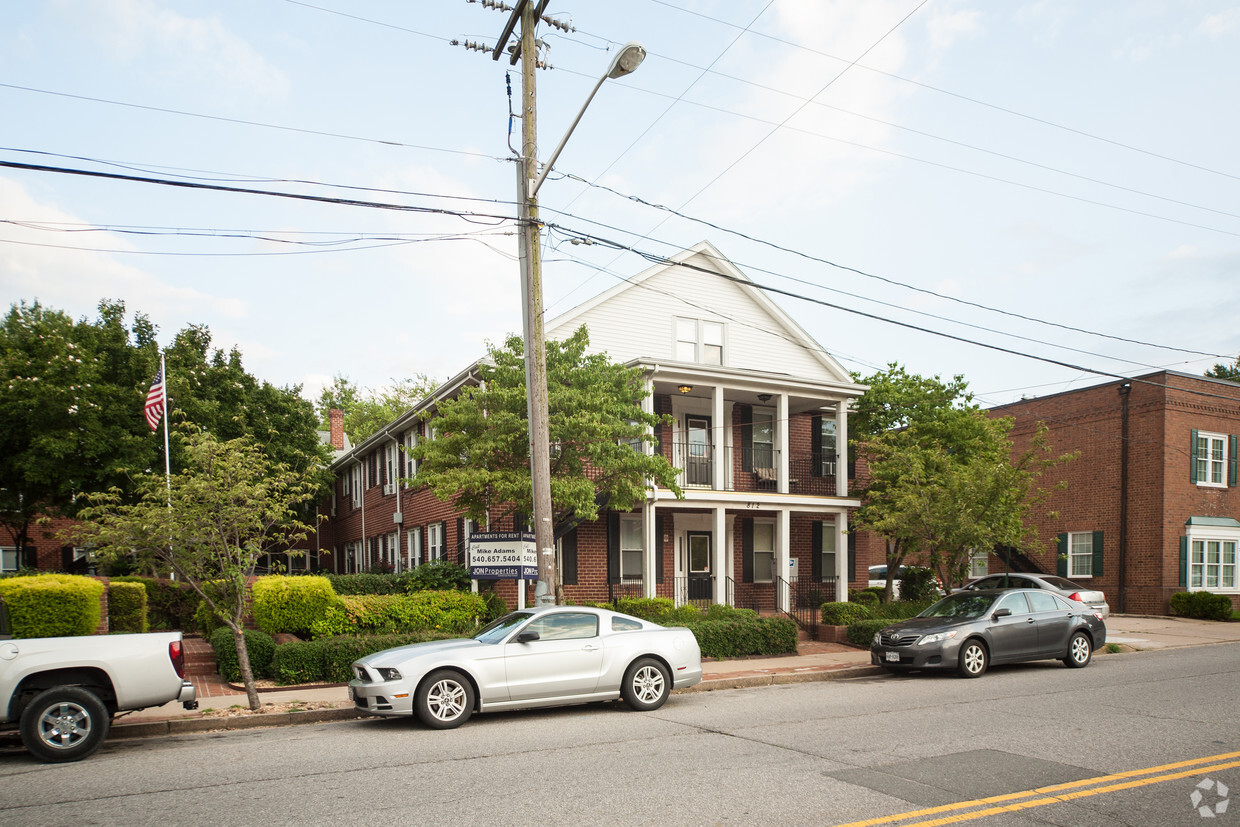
329;408;345;450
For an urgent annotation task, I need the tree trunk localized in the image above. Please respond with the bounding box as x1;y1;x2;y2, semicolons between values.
231;626;262;711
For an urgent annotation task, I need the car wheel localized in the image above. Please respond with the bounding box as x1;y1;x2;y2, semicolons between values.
956;640;988;678
19;686;111;763
415;670;474;729
621;658;671;711
1063;632;1092;668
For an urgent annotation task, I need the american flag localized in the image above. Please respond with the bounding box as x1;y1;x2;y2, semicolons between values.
144;364;166;431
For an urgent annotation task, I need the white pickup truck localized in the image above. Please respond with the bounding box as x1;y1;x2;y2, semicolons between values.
0;600;198;762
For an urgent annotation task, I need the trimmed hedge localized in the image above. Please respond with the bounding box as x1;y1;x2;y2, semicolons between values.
311;590;488;639
322;561;472;596
821;601;872;625
210;627;276;682
252;575;340;636
683;615;798;659
111;576;200;631
271;631;459;685
108;581;149;634
611;597;700;626
849;589;880;608
0;574;103;638
846;618;895;647
1169;591;1233;621
323;573;405;595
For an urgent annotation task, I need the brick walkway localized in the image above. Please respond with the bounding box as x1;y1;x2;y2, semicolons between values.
183;636;245;699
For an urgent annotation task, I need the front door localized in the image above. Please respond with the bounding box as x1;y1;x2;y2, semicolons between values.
686;415;712;486
687;531;712;602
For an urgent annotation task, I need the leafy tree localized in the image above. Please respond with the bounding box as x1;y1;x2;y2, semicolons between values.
315;373;440;443
71;430;319;710
413;326;682;602
1205;357;1240;382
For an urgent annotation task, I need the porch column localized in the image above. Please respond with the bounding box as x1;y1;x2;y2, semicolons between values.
712;385;726;490
777;507;791;613
642;377;655;451
777;393;790;494
713;506;728;605
836;402;849;497
642;501;657;599
835;510;849;602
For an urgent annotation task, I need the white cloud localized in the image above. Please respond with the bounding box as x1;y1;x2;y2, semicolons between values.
1198;8;1240;38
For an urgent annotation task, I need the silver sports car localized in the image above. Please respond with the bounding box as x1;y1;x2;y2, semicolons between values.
348;605;703;729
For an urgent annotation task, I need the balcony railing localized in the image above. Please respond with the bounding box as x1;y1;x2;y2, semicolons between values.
662;442;842;494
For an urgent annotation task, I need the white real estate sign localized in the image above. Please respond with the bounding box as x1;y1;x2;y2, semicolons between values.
469;531;537;580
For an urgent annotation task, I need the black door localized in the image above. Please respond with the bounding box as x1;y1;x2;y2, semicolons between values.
687;531;712;601
686;415;712;486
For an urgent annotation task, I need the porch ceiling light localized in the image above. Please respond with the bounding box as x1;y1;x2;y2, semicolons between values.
677;385;693;394
757;393;772;403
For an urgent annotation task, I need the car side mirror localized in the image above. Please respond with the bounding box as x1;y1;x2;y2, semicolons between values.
516;631;540;643
992;608;1011;619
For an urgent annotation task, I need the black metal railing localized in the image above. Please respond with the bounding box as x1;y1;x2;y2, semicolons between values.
774;576;838;640
608;578;644;603
671;575;714;609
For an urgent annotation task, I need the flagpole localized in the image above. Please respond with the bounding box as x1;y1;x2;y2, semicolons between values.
160;351;173;581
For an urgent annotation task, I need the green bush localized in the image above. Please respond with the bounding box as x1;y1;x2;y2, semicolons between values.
846;618;896;647
111;576;200;631
323;573;404;595
479;589;509;622
898;567;940;603
210;627;276;682
0;574;103;638
821;601;872;625
269;639;328;685
612;597;701;625
108;581;149;634
318;590;487;638
403;560;471;592
1169;591;1234;621
683;615;797;659
849;589;879;608
252;575;340;637
309;632;458;683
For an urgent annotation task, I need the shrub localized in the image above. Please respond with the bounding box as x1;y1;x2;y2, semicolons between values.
112;576;200;631
1169;591;1233;621
846;618;895;647
849;589;879;608
479;589;508;622
878;598;936;620
612;597;701;626
108;581;149;633
319;590;487;638
821;601;872;625
269;639;328;685
683;615;797;659
210;627;276;682
898;567;940;603
404;560;471;592
0;574;103;638
310;632;458;683
252;575;340;636
323;573;403;595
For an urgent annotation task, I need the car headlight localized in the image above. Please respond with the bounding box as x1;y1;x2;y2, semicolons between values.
916;631;957;646
376;667;402;681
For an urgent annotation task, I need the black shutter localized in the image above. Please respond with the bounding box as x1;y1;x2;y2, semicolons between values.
811;522;822;580
1190;429;1199;483
741;518;754;583
811;415;823;477
1230;434;1238;487
607;512;620;584
847;532;856;583
60;546;74;570
1179;536;1188;587
655;513;665;584
1092;530;1104;576
1056;533;1068;576
456;518;465;566
560;527;578;586
739;404;753;472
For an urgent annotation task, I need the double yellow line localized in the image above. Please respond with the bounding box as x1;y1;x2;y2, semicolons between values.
835;750;1240;826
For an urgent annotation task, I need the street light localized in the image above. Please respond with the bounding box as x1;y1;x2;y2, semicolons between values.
518;38;646;605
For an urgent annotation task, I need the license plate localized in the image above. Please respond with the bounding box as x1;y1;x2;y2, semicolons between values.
885;652;900;663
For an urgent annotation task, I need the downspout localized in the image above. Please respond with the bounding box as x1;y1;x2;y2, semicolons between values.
1117;382;1130;614
355;456;366;574
385;432;403;574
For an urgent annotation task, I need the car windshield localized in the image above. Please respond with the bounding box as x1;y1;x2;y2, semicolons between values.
473;612;532;644
918;593;996;619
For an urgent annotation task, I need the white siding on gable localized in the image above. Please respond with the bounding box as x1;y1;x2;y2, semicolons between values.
547;247;838;381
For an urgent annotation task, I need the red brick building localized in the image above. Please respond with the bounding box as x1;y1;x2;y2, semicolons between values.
988;371;1240;614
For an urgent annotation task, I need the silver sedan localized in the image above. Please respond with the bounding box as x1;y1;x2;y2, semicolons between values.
348;605;703;729
963;573;1110;618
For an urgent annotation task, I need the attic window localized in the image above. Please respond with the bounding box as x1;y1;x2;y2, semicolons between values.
675;317;724;365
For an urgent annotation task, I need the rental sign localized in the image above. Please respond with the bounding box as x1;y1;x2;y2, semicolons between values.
468;531;537;580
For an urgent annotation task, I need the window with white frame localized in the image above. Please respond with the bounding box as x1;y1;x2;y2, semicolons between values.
407;527;422;569
1068;532;1094;578
753;522;774;582
403;430;419;486
349;464;362;508
1;546;19;573
673;317;724;365
620;515;643;581
820;526;836;582
969;550;989;578
752;409;774;470
427;523;445;561
1189;537;1238;591
1193;431;1229;487
384;444;398;493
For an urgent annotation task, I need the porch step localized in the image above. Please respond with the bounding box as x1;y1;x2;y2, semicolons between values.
182;637;219;677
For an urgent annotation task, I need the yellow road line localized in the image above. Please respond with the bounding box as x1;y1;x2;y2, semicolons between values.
834;750;1240;827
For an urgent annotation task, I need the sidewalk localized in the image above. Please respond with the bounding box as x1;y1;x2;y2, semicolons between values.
107;614;1240;740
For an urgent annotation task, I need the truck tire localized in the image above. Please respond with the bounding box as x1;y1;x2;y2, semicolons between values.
19;686;111;763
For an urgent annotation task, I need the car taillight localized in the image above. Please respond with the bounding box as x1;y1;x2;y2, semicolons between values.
169;639;186;679
1067;593;1086;604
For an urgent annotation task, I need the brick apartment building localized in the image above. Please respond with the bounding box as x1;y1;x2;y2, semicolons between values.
312;241;869;612
988;370;1240;614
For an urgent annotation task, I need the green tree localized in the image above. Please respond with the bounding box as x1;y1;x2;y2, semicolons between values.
413;326;682;601
316;373;440;443
1205;357;1240;382
72;430;319;710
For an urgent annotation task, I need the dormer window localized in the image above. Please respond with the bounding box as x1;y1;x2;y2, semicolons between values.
675;317;724;365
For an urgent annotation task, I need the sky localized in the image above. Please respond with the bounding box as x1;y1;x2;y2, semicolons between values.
2;0;1238;410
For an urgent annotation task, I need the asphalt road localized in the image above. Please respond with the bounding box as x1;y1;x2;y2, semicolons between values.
2;644;1237;826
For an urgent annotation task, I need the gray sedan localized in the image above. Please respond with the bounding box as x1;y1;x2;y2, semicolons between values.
963;572;1109;618
349;605;702;729
870;589;1107;678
